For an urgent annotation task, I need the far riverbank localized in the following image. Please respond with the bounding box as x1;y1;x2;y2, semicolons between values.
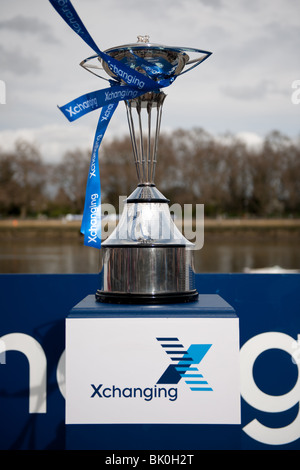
0;218;299;241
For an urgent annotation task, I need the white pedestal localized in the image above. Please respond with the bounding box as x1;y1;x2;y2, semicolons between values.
66;295;240;425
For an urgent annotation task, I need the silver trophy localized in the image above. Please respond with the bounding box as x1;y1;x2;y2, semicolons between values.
81;36;211;304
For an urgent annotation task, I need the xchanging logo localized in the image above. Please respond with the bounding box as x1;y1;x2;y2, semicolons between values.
106;61;146;90
156;337;213;391
90;336;213;403
104;88;139;101
90;384;178;402
65;97;98;119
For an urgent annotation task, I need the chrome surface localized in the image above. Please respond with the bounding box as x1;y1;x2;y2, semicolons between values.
101;246;195;295
136;35;150;43
101;36;189;82
126;184;169;203
103;200;193;246
125;92;166;185
80;37;211;83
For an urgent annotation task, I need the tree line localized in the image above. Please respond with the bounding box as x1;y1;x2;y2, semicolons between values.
0;128;300;218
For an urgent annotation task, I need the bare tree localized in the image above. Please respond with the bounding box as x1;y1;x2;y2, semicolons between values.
0;150;20;214
1;129;299;219
100;136;137;208
54;148;91;214
0;140;47;218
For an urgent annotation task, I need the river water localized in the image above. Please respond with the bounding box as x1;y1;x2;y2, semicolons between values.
0;237;299;274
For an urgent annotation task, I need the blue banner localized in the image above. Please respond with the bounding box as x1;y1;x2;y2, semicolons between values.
1;273;300;449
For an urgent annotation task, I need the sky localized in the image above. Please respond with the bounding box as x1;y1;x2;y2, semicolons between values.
0;0;299;162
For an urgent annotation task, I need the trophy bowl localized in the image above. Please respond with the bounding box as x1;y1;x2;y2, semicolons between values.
81;36;211;304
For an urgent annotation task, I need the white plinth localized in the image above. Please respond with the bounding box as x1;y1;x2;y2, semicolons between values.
66;295;240;425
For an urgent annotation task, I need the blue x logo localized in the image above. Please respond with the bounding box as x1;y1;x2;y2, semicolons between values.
156;337;213;391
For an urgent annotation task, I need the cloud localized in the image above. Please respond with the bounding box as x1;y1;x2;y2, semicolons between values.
197;0;223;8
0;14;60;43
0;124;95;163
0;45;41;75
221;80;288;101
0;0;298;156
235;131;264;149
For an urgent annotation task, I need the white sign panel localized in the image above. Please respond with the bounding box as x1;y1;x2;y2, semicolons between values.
66;317;240;424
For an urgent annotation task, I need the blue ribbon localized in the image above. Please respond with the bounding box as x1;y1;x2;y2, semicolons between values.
48;0;178;248
59;85;146;123
49;0;163;91
80;103;118;248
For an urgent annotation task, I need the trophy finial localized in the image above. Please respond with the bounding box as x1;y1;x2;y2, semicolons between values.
137;35;150;43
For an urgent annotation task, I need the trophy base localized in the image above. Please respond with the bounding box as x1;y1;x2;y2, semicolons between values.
95;245;198;305
95;289;199;305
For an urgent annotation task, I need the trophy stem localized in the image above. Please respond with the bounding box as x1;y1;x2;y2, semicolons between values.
147;102;152;182
125;92;166;185
137;101;146;182
126;103;141;182
152;97;164;183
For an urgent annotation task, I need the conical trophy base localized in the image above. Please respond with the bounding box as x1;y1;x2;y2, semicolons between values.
96;245;198;304
95;185;198;304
